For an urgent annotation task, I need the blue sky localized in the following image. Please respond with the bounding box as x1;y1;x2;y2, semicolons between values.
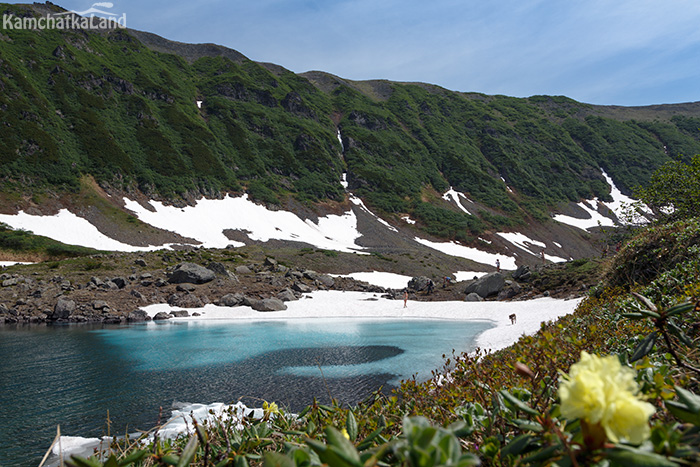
21;0;700;105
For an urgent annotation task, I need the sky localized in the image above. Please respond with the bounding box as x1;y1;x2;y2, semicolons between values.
14;0;700;106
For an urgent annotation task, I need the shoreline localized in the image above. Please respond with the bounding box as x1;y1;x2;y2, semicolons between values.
143;290;583;354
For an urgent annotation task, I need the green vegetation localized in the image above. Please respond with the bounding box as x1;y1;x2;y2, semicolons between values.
60;160;700;465
0;222;100;259
2;3;700;244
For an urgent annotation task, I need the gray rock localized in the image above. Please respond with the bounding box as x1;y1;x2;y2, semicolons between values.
152;312;171;320
465;292;484;302
220;293;245;307
51;297;76;320
276;288;298;302
140;273;153;280
512;265;532;282
250;297;287;312
130;290;145;300
292;282;313;293
170;309;190;318
464;272;506;298
92;300;110;311
134;259;147;267
497;281;522;300
317;274;335;287
103;280;119;290
127;309;150;321
176;283;197;292
408;276;431;291
102;314;124;324
207;261;231;277
0;303;8;315
303;270;318;281
171;294;204;308
235;265;252;274
111;277;128;289
264;257;278;270
168;262;215;284
2;278;18;287
90;276;104;287
155;279;168;287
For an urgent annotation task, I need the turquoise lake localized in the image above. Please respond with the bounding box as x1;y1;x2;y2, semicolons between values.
0;317;492;466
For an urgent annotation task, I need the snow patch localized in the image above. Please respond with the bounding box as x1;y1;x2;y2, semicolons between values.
0;209;164;252
333;271;412;289
413;237;517;270
401;216;416;225
196;100;203;109
442;187;472;215
349;195;398;232
124;195;367;253
453;271;488;281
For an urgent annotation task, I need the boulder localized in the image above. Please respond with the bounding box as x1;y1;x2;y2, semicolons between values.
92;300;110;311
127;309;150;322
292;282;313;293
303;270;318;281
90;276;104;287
316;274;335;287
102;315;124;324
111;277;128;289
168;262;215;284
247;297;287;312
207;261;231;277
408;276;431;291
171;294;204;308
176;283;197;292
134;259;147;267
235;265;252;274
2;278;18;287
497;281;522;300
152;312;171;320
170;309;190;318
512;265;532;282
264;257;278;270
464;272;506;298
276;288;298;302
220;293;245;307
465;293;484;302
51;297;76;320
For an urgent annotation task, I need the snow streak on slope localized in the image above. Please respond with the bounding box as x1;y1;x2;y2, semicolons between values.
553;169;651;230
496;232;569;263
123;195;366;253
442;187;472;214
0;209;163;252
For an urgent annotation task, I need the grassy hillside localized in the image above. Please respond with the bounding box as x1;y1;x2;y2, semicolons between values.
2;3;700;243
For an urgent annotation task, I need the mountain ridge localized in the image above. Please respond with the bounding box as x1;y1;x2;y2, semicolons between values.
1;2;700;265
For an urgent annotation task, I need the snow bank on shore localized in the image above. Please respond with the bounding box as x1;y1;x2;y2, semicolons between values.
144;291;581;354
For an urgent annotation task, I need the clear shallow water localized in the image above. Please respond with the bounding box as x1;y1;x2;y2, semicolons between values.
0;318;491;466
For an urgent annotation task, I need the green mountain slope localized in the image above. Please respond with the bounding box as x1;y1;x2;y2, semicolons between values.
2;3;700;242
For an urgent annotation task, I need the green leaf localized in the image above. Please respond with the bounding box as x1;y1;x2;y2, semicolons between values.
519;444;561;464
667;322;692;346
67;456;103;467
622;312;645;320
605;446;677;466
263;452;295;467
499;390;539;416
104;454;119;467
501;434;535;457
666;302;693;318
176;435;199;467
630;331;657;362
346;410;358;442
675;386;700;412
512;419;544;432
356;427;384;451
118;449;149;466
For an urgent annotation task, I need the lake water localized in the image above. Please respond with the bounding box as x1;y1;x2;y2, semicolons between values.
0;317;492;466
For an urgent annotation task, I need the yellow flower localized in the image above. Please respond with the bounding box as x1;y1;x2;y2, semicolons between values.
558;351;655;444
262;401;280;417
341;428;350;440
